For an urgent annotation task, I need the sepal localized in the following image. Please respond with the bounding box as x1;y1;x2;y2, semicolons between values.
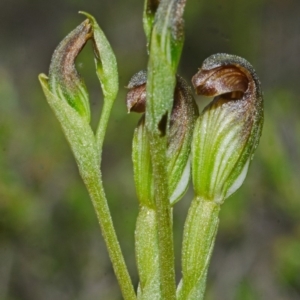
80;12;119;101
39;74;99;175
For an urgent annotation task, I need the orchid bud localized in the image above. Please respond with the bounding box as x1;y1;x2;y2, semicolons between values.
48;20;92;122
129;72;199;206
191;53;264;203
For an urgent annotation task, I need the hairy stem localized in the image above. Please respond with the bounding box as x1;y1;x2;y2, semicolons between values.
83;170;137;300
150;135;176;300
135;206;161;299
95;97;114;160
93;97;136;299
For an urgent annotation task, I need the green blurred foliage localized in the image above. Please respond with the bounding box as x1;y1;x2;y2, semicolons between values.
0;0;300;299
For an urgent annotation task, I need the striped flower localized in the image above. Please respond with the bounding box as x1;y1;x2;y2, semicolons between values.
191;53;264;203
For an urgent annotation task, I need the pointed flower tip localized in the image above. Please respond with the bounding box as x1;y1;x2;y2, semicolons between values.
83;12;119;101
38;73;50;94
48;19;92;122
38;73;48;82
192;53;263;203
78;11;92;19
78;12;98;31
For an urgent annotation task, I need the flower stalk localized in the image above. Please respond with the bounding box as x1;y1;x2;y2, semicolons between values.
39;15;136;300
144;1;187;298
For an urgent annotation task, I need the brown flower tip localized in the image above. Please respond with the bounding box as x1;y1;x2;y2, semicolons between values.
49;20;92;92
126;70;147;113
192;66;248;99
48;19;93;121
192;53;262;101
191;54;263;144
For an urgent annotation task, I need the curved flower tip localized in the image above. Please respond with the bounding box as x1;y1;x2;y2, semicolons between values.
48;19;92;122
192;53;261;99
191;53;264;203
126;70;147;113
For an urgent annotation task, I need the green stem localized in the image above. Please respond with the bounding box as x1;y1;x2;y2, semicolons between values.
83;169;136;300
145;16;178;300
95;98;114;159
178;197;220;300
149;134;177;300
91;97;136;300
135;206;161;299
144;0;187;297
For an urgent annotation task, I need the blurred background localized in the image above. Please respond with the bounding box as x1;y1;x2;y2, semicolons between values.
0;0;300;299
